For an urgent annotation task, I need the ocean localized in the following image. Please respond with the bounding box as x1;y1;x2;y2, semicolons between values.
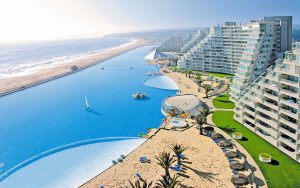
0;37;129;78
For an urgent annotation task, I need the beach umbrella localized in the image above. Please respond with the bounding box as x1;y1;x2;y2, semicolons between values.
218;140;232;147
230;162;246;171
211;133;224;140
203;126;214;132
231;174;249;186
225;151;239;158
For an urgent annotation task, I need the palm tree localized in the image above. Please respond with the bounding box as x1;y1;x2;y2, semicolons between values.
187;70;193;78
195;115;206;135
203;84;212;98
125;179;153;188
182;70;188;77
202;108;210;124
172;144;186;165
155;152;175;179
155;175;181;188
195;75;203;87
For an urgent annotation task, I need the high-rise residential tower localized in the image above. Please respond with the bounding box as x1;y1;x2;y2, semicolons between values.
234;43;300;162
230;16;292;101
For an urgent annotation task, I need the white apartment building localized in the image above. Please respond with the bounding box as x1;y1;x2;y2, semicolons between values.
234;43;300;162
177;22;243;74
231;16;292;101
178;17;292;77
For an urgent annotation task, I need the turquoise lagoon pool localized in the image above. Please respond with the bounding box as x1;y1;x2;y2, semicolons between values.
0;46;177;184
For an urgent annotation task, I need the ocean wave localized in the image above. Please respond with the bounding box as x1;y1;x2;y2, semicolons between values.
0;49;104;79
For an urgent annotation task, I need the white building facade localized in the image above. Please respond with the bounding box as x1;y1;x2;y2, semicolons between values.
234;43;300;162
178;17;292;77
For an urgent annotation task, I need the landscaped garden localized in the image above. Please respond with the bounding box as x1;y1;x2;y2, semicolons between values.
212;111;300;188
212;94;235;109
208;72;233;78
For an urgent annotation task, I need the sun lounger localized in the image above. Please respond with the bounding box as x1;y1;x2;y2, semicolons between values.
170;165;183;172
139;156;148;163
120;154;126;159
178;153;185;159
135;173;142;179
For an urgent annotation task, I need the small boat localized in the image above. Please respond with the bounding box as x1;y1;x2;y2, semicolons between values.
85;96;90;109
132;92;146;99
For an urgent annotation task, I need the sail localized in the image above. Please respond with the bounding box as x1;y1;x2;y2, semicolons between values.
85;96;89;109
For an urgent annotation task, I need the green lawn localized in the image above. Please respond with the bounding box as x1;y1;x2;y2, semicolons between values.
212;111;300;188
212;94;235;109
208;72;233;78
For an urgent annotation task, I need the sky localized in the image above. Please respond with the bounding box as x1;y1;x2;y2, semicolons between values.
0;0;299;44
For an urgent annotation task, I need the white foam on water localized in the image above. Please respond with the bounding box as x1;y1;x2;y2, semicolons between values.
0;39;137;79
144;75;179;90
0;138;146;188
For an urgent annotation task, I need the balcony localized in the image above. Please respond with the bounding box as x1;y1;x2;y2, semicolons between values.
234;107;242;114
279;117;297;129
280;88;299;98
244;115;255;125
279;127;297;140
264;92;279;101
256;122;278;138
280;108;299;120
234;114;243;123
261;82;277;91
256;113;278;129
243;107;255;117
241;97;255;108
262;100;278;111
280;78;299;87
256;106;279;120
266;73;279;82
243;121;255;131
280;98;299;109
255;129;278;146
278;145;297;159
279;135;297;148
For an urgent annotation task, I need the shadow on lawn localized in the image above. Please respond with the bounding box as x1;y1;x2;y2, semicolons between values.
269;159;280;166
216;99;232;103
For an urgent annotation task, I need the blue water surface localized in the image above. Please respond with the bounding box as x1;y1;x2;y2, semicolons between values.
0;46;176;178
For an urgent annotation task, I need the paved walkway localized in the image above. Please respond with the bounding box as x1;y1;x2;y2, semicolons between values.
203;91;268;188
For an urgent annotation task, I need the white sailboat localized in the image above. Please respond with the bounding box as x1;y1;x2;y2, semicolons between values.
85;96;90;109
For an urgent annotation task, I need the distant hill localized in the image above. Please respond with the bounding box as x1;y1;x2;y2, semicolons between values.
293;25;300;41
106;27;205;44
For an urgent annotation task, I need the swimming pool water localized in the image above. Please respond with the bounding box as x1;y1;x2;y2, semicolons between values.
0;46;177;179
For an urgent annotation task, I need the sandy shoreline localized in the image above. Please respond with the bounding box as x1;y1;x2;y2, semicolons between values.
81;127;234;188
0;38;150;96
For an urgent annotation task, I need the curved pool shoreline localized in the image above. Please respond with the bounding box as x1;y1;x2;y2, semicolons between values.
0;137;141;181
144;75;179;91
0;138;146;188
